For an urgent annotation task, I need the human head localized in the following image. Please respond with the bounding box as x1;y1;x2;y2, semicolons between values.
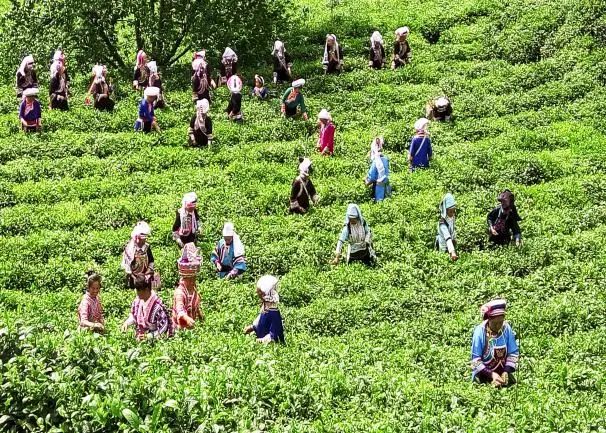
440;193;456;219
396;26;409;41
147;61;158;75
222;222;234;244
23;87;38;102
292;79;305;92
318;108;331;124
498;190;515;214
481;299;507;331
182;192;198;212
144;86;159;102
196;98;210;115
136;50;147;67
414;117;429;134
326;34;336;47
131;221;151;246
222;47;237;64
436;97;449;112
371;31;383;48
256;275;279;303
134;276;152;300
255;74;264;88
23;55;35;72
177;242;201;280
298;157;313;176
85;271;102;296
347;203;361;225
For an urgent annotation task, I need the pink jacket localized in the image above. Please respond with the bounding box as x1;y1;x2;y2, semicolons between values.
317;122;335;155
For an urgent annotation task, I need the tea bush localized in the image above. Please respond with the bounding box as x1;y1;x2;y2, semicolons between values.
1;0;606;431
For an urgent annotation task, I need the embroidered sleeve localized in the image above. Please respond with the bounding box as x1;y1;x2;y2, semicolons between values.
505;324;519;372
152;304;171;337
471;325;487;375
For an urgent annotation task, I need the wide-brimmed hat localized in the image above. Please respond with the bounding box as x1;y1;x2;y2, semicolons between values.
23;87;39;97
144;86;160;97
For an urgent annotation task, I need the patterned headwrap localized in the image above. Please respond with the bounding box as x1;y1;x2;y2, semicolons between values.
439;193;456;219
480;299;507;320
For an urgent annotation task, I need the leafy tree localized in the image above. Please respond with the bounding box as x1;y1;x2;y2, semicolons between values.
0;0;291;80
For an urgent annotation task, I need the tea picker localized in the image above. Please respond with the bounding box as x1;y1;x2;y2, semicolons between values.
272;40;293;83
289;157;319;215
226;75;243;122
369;31;386;69
243;275;286;344
322;34;344;74
172;192;202;248
218;47;239;86
281;79;308;120
188;99;213;147
16;54;38;99
365;138;391;202
316;109;335;156
211;222;247;280
192;52;216;104
426;96;453;122
392;26;412;69
121;221;160;290
49;50;69;111
132;49;150;91
172;243;204;330
134;86;161;133
19;87;42;133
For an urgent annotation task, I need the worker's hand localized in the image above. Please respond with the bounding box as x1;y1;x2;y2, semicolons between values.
501;372;509;385
184;316;195;328
491;372;505;387
176;239;184;249
215;261;222;272
490;227;498;236
93;323;105;332
368;61;373;67
515;238;522;247
120;321;129;332
450;252;458;261
257;334;272;344
243;325;254;334
302;113;309;121
331;256;340;266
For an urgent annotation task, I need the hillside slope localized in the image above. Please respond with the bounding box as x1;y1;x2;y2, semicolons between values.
1;0;606;431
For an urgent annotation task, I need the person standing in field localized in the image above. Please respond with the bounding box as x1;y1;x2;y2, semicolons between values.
218;47;238;86
49;50;69;110
408;118;432;171
244;275;285;344
121;276;173;340
134;86;160;133
369;31;386;69
132;49;149;91
471;299;519;387
192;53;216;104
172;243;203;330
173;192;201;248
188;98;213;147
87;64;115;111
290;157;319;214
122;221;157;290
426;96;453;122
331;203;376;265
19;88;42;133
365;138;390;201
322;34;344;74
16;55;38;99
272;40;292;84
316;109;335;156
281;79;308;120
226;75;243;122
487;190;522;247
211;222;247;279
77;271;105;333
435;193;458;261
392;27;411;69
146;61;166;109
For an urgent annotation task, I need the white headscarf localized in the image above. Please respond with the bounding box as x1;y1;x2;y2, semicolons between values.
179;192;199;234
194;99;209;132
414;118;430;133
323;34;340;65
134;50;147;71
370;31;383;46
123;221;151;268
50;60;61;77
257;275;279;303
222;47;238;63
272;40;284;56
17;55;34;79
222;222;245;257
298;157;312;176
92;64;105;82
370;140;386;182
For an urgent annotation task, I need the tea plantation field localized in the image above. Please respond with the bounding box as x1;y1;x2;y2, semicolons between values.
1;0;606;431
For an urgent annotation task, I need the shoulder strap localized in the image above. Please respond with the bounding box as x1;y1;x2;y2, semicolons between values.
414;137;427;157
